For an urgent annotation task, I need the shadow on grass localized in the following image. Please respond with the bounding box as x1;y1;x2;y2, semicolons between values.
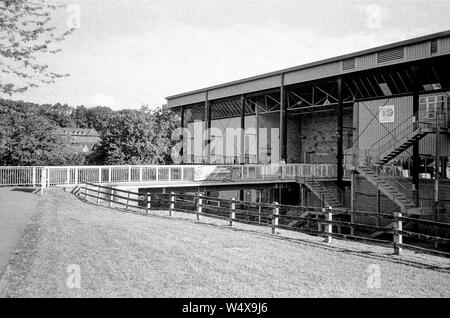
73;193;450;274
10;187;38;194
11;188;36;193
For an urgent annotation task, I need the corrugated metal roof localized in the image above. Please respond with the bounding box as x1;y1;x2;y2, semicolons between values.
166;30;450;107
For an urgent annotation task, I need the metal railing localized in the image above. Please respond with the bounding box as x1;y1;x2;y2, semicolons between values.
0;166;43;186
368;108;449;165
370;114;435;164
0;163;338;187
354;149;415;201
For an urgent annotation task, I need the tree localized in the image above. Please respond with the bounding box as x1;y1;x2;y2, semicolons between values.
93;106;180;165
72;105;89;128
41;102;76;127
0;105;85;165
86;106;114;134
0;0;74;95
149;106;181;163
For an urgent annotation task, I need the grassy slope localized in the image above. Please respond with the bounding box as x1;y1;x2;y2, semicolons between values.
0;189;449;298
0;188;39;276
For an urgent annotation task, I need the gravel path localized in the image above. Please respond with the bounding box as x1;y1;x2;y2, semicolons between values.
0;188;449;297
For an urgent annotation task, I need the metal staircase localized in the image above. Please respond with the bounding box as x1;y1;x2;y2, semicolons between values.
305;180;342;208
356;166;415;211
355;152;432;216
372;122;434;166
352;108;447;217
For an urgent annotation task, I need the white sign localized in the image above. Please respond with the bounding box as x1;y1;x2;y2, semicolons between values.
194;166;232;181
379;105;394;123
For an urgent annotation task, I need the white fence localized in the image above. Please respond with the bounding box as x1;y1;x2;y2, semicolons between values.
0;164;337;187
0;166;44;186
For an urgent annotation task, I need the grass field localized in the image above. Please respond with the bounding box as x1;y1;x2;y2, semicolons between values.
0;188;449;298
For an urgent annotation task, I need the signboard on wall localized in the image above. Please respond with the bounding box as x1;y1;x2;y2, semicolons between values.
379;105;395;123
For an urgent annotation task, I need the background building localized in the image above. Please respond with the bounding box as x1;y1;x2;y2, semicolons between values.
55;128;101;154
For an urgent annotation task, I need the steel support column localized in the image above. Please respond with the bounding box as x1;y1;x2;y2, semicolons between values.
255;101;260;164
434;118;441;220
240;95;245;164
412;85;420;206
180;106;185;163
441;157;448;179
280;73;287;163
205;91;211;164
337;77;344;189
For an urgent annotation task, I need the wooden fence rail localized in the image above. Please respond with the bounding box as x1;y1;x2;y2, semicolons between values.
76;182;450;258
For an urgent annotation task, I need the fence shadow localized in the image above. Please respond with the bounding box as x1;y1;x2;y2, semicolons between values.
71;186;450;273
10;187;40;195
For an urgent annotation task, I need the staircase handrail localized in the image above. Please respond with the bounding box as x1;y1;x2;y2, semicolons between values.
372;121;433;162
369;108;443;164
368;112;417;152
295;165;343;207
354;148;414;202
369;112;428;159
308;172;345;207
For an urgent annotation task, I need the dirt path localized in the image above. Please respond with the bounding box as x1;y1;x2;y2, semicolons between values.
0;189;449;297
0;188;40;278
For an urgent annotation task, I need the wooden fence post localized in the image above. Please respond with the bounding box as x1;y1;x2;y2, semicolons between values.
323;207;332;243
350;172;355;235
147;193;152;211
96;184;101;204
108;189;113;208
230;197;236;226
350;214;355;236
146;193;151;214
126;191;130;211
196;193;202;221
393;212;403;255
170;192;175;216
272;201;279;234
258;202;262;224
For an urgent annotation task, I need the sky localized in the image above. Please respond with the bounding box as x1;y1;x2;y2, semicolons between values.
3;0;450;110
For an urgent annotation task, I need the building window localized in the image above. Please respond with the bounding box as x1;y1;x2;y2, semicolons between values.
420;95;445;120
431;39;438;55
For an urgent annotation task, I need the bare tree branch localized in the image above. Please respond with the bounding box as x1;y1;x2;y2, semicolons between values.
0;0;74;95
